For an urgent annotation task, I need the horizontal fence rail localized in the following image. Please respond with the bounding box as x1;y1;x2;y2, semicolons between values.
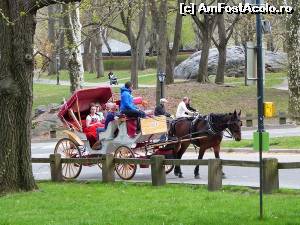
31;154;300;193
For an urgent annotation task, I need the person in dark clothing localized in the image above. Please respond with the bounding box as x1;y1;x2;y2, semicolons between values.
120;81;146;118
108;71;118;85
154;98;171;117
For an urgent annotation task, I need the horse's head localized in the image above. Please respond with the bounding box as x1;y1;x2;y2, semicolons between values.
228;110;242;141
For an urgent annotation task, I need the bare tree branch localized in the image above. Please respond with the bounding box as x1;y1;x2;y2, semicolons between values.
29;0;81;12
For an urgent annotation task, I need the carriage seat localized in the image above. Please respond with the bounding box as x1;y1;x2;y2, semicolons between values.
99;120;118;141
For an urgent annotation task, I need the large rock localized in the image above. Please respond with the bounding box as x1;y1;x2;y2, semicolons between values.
174;46;287;79
32;103;63;137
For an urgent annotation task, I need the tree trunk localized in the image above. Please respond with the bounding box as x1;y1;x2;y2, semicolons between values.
63;3;84;93
138;2;147;70
48;5;57;75
89;37;96;73
149;17;157;56
215;14;226;84
286;1;300;121
155;0;168;105
198;31;211;83
193;15;216;83
165;0;184;85
58;4;66;70
233;30;239;46
95;28;104;78
102;31;113;57
59;19;67;70
131;45;139;89
215;46;226;84
192;21;202;50
267;33;275;52
0;1;37;193
83;38;91;71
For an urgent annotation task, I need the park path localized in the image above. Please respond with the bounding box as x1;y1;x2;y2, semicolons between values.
273;78;288;90
33;78;156;88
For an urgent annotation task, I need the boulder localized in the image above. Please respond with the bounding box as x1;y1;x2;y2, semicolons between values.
174;46;287;79
32;103;63;138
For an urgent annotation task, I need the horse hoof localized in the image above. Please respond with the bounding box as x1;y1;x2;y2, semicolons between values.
195;175;200;179
174;172;179;177
179;174;184;178
222;172;226;179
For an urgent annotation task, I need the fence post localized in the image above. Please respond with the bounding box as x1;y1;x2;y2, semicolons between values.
50;153;62;182
279;112;286;125
246;113;253;127
263;158;279;194
208;159;222;191
102;154;115;183
151;155;166;186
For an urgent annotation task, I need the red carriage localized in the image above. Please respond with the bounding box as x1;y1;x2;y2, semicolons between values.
54;86;174;180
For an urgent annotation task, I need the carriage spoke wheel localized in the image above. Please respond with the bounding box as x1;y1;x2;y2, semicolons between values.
54;138;82;180
114;146;137;180
165;165;174;174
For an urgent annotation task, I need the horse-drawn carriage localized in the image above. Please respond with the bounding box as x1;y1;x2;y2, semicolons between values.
55;85;243;180
54;86;175;180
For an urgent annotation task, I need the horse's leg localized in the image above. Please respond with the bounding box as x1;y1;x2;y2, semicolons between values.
194;147;205;179
173;143;182;176
213;144;226;178
175;142;189;178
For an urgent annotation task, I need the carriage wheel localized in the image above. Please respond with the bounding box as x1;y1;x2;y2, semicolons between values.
54;138;82;180
165;165;174;174
114;146;137;180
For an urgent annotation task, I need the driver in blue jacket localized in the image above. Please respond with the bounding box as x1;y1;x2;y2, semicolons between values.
120;81;146;118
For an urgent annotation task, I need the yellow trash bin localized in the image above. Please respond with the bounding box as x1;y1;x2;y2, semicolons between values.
264;102;275;118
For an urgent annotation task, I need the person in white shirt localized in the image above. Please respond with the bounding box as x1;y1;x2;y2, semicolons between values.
176;97;195;118
86;105;102;127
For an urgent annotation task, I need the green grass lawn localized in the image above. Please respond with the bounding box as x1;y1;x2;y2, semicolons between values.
33;84;71;109
222;136;300;149
1;182;300;225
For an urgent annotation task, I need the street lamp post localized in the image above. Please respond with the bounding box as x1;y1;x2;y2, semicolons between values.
158;71;166;99
256;0;265;219
56;55;60;85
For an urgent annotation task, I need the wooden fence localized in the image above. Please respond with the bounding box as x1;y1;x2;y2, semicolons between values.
32;154;300;194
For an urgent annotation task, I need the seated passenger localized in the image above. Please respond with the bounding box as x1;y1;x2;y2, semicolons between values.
86;105;102;128
84;105;104;149
95;102;105;121
154;98;171;117
96;102;117;135
120;81;146;118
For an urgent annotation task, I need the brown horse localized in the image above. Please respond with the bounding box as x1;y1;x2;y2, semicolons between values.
168;110;242;178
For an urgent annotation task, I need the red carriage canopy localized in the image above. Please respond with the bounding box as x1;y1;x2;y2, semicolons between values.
58;86;113;124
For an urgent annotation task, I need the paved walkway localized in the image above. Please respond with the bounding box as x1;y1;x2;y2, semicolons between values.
273;78;288;90
33;78;156;88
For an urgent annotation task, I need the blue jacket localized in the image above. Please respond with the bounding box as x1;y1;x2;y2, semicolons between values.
120;86;137;112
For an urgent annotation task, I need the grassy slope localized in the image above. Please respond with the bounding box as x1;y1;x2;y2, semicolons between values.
1;182;300;225
136;72;288;117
